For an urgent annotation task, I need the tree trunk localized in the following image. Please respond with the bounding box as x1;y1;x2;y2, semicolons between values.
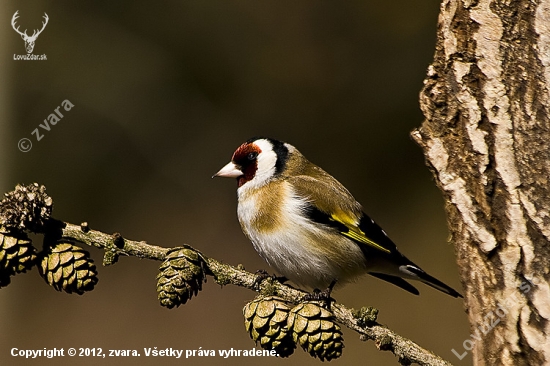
412;0;550;364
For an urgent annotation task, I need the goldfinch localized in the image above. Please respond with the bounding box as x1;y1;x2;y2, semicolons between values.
214;137;462;298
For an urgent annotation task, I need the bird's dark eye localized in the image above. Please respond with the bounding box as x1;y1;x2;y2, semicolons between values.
247;152;258;161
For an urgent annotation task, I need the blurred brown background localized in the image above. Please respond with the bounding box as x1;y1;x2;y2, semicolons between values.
0;1;470;365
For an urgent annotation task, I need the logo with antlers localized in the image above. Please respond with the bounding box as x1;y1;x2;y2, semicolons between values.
11;11;49;54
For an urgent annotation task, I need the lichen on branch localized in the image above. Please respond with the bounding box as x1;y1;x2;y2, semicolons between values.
0;183;454;366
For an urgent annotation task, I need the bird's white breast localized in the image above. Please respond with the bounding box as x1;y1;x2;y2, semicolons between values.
237;181;366;289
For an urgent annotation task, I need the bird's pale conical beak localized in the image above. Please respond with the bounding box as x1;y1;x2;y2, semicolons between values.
212;162;243;178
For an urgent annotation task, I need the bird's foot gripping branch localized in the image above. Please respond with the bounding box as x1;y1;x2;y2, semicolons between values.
0;183;454;365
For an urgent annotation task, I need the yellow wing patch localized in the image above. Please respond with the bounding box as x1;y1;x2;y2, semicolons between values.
330;211;391;254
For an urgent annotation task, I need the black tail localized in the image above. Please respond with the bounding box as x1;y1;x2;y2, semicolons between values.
404;265;463;298
368;272;420;295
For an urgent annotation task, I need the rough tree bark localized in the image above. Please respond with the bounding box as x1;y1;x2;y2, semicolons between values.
412;0;550;365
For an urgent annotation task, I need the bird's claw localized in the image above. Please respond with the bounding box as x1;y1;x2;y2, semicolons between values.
303;280;337;309
252;269;287;290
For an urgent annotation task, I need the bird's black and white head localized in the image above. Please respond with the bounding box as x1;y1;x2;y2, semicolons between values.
213;137;290;189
